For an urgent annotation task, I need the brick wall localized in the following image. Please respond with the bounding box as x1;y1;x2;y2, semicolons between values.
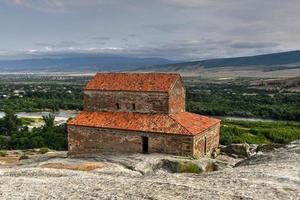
84;90;169;114
192;123;220;158
169;79;185;114
68;125;193;156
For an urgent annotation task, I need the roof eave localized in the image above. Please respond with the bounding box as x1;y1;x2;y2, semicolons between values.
84;89;169;93
67;123;193;136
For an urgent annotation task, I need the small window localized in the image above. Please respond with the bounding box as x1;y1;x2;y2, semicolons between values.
132;103;136;110
116;103;120;110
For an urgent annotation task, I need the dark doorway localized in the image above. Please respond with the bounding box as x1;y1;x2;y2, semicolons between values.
142;136;149;153
204;137;207;155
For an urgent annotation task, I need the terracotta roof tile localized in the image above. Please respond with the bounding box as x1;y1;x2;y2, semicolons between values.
170;112;220;134
85;73;180;92
68;111;220;136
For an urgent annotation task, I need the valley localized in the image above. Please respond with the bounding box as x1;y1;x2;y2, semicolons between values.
2;74;299;120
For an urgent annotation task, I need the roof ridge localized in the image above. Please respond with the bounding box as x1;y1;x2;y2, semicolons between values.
85;73;181;92
168;114;192;135
96;72;180;75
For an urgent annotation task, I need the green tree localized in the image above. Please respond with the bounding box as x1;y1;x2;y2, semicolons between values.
1;110;21;135
42;113;55;128
0;135;9;149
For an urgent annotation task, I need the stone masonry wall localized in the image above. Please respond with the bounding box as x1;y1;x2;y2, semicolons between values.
169;79;185;114
68;125;193;156
84;91;169;114
192;123;220;158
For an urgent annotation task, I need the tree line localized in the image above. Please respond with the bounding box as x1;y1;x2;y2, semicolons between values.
0;110;67;150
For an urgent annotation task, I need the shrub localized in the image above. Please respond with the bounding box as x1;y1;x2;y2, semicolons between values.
0;136;9;149
220;126;247;145
220;130;233;145
19;154;29;160
233;133;270;144
0;150;7;157
39;147;49;154
178;161;202;174
19;117;36;126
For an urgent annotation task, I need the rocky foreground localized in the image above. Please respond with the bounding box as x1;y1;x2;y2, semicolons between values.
0;141;300;200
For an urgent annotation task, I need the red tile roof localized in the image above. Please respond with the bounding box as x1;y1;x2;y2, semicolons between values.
85;73;180;92
170;112;220;135
68;111;220;136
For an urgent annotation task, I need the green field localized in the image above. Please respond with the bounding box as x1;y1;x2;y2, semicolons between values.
220;120;300;145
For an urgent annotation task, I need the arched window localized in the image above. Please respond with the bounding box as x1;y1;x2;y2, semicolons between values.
116;103;120;110
132;103;136;110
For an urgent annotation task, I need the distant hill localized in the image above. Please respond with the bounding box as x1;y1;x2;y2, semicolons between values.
0;55;173;72
141;50;300;72
1;50;300;75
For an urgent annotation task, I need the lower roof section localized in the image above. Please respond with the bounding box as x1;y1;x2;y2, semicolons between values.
68;111;220;136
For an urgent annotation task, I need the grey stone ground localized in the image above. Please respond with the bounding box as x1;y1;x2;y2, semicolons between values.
0;141;299;200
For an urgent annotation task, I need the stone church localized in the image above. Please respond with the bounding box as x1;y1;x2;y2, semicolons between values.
67;73;220;158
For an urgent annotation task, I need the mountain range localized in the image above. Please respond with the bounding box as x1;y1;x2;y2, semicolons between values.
140;50;300;72
0;50;300;73
0;55;173;72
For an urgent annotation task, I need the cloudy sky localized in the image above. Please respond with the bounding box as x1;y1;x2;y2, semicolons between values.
0;0;299;60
